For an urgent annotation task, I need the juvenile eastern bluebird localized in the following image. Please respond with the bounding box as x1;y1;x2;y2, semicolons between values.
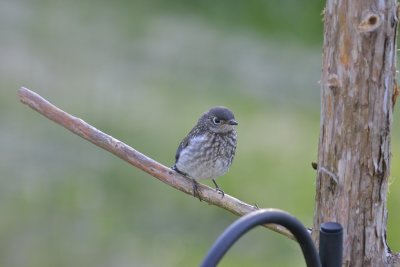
172;107;238;201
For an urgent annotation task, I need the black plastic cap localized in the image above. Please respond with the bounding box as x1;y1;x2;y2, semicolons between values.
321;222;343;234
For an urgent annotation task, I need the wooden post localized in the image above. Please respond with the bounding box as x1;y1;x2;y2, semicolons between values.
314;0;398;265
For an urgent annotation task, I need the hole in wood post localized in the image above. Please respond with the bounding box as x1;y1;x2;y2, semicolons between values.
358;12;382;33
368;16;377;25
327;73;340;94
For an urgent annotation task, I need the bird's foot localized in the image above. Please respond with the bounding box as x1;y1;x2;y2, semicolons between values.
216;188;225;197
173;167;202;201
212;179;225;198
192;179;202;202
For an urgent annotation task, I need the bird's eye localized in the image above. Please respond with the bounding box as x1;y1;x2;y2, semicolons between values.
212;117;221;125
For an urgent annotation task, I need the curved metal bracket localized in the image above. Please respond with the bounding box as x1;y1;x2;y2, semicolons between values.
200;209;322;267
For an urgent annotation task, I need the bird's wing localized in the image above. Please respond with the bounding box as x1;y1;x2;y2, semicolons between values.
175;135;189;162
175;126;202;163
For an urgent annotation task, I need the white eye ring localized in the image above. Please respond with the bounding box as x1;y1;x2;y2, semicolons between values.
212;117;221;125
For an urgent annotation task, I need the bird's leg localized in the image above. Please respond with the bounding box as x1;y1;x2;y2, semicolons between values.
192;179;202;202
212;179;225;197
172;166;203;201
172;166;202;201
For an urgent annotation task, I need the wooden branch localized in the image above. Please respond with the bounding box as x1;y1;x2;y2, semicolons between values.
17;87;295;240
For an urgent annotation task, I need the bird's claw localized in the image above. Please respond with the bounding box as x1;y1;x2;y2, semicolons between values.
212;179;225;198
216;188;225;198
192;179;202;202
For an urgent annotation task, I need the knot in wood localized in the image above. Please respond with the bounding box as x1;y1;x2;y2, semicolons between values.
327;73;340;93
358;12;382;33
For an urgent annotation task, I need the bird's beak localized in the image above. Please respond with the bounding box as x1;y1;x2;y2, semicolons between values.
228;119;238;125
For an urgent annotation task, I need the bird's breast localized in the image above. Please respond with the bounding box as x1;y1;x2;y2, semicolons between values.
175;132;236;180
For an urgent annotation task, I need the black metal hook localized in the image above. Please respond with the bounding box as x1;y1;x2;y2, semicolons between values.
200;209;343;267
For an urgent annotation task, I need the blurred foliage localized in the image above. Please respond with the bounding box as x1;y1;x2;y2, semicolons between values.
1;0;400;267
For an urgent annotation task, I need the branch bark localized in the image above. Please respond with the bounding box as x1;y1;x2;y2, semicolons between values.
17;86;295;240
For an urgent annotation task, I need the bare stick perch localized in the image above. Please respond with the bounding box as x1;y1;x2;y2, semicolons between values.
17;86;295;240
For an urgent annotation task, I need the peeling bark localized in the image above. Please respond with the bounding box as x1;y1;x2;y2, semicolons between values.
314;0;398;266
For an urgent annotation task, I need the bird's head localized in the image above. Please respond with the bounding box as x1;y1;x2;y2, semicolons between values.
199;106;238;134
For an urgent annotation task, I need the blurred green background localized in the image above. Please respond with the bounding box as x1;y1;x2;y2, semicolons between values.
1;1;400;266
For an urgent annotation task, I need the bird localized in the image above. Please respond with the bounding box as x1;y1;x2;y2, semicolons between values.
172;106;238;201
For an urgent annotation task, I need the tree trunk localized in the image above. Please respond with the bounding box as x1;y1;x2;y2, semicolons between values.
313;0;398;266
